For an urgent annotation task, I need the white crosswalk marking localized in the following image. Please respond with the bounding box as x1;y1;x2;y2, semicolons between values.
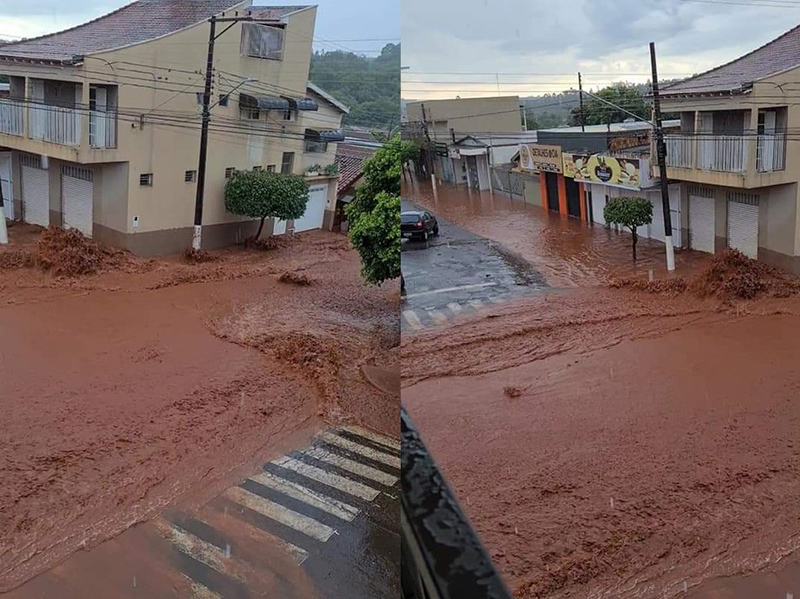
318;431;401;469
249;471;360;522
154;519;233;576
402;309;424;330
272;456;380;501
340;425;401;452
447;302;463;315
226;487;335;542
185;576;222;599
490;296;506;304
427;309;448;324
301;447;398;486
468;299;484;310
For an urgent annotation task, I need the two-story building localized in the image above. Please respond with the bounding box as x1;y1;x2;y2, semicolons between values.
658;25;800;268
0;0;347;255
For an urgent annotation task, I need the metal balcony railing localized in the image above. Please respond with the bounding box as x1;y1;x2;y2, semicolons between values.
0;99;24;136
664;135;693;168
29;103;81;146
89;110;117;149
664;133;784;174
401;408;512;599
756;132;786;173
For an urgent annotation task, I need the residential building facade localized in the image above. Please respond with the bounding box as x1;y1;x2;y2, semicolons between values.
0;1;347;255
657;25;800;268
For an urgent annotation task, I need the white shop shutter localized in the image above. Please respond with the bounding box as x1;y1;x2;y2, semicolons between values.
689;195;715;253
21;155;49;227
294;184;327;232
61;165;93;237
727;194;759;259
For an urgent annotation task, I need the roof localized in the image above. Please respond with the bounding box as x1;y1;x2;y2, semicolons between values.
247;5;311;20
335;144;376;193
307;82;350;114
0;1;309;64
538;120;679;135
661;24;800;96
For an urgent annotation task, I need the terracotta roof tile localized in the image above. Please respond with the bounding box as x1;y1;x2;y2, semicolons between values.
0;1;310;63
336;144;375;193
662;24;800;96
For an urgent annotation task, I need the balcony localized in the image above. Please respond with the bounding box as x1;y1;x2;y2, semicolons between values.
0;99;24;136
664;132;786;175
29;103;81;146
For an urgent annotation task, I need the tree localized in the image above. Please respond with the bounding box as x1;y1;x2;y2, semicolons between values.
224;170;309;241
346;134;414;284
569;83;651;126
603;196;653;261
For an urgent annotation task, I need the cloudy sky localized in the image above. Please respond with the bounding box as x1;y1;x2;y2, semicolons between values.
0;0;399;55
402;0;800;100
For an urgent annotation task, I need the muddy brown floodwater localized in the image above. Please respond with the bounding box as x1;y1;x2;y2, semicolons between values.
402;181;800;598
0;224;398;592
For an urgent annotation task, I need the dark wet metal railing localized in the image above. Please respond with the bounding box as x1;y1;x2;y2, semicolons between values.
401;408;512;599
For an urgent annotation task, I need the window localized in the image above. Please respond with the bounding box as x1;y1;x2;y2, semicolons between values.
252;166;262;172
225;167;236;179
218;94;229;107
196;92;204;105
240;23;285;60
140;173;153;187
280;152;294;174
304;129;327;153
242;107;260;120
283;109;295;121
267;165;276;173
185;170;197;183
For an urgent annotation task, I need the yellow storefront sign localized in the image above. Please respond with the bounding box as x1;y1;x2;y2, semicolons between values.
562;153;640;189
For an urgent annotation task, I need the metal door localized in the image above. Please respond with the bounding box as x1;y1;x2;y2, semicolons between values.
62;165;93;236
0;152;13;220
466;155;479;189
294;184;327;232
727;198;759;259
21;155;49;227
565;177;581;218
689;195;715;253
545;172;559;212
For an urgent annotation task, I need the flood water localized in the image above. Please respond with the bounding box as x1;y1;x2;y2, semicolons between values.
403;177;710;287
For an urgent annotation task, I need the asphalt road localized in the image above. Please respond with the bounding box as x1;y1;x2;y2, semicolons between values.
4;426;400;599
401;199;548;332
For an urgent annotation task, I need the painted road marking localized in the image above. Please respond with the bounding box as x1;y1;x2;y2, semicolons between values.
490;296;506;304
154;519;232;576
404;282;498;299
226;487;335;542
300;447;398;487
184;576;223;599
319;431;401;469
340;425;401;452
468;299;484;310
248;470;359;522
447;302;463;315
272;456;380;501
427;309;448;325
402;310;424;330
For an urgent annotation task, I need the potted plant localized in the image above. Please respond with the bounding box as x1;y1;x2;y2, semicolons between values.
323;163;339;176
305;164;322;177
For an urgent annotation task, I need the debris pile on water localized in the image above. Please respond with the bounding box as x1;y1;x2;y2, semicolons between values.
183;247;218;264
37;227;144;277
278;271;314;286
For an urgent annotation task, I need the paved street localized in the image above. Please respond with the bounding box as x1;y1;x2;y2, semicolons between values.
401;199;548;332
4;426;400;599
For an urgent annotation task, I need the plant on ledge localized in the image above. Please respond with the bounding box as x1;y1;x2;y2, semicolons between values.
322;163;339;175
305;164;323;176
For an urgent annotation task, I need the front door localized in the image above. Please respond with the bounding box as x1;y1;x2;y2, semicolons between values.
757;110;777;171
698;112;713;170
89;87;108;148
466;155;479;189
565;177;581;218
545;172;559;212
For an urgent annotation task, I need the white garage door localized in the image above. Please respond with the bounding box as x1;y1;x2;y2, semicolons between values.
0;152;13;220
273;218;287;235
727;198;759;259
294;184;327;232
21;155;49;227
689;195;715;253
61;165;94;237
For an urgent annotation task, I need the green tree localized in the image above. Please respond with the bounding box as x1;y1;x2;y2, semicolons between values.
603;196;653;261
569;83;651;126
224;170;309;241
346;134;414;284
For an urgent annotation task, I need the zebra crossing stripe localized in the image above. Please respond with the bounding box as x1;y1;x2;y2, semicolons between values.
490;296;506;304
340;425;401;452
225;487;335;542
468;299;484;310
248;470;360;522
154;519;233;577
447;302;462;315
272;456;380;501
427;309;448;324
318;431;401;469
300;447;398;487
184;576;222;599
402;310;424;330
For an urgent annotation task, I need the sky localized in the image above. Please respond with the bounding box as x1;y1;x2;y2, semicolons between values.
402;0;800;100
0;0;399;56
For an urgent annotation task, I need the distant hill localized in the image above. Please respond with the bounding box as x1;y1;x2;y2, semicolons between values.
310;44;400;132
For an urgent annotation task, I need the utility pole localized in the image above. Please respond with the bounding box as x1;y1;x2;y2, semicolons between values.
578;72;585;132
0;177;7;245
420;103;437;191
650;41;675;272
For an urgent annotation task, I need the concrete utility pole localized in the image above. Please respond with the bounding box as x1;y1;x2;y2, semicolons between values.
419;103;437;192
578;72;585;132
0;177;7;245
650;41;676;272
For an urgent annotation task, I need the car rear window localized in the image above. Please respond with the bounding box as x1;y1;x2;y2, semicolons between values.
401;214;421;223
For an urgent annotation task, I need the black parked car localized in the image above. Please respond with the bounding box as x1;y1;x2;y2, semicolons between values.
401;210;439;241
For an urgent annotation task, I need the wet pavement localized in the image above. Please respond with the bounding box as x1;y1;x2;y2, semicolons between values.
404;179;710;288
2;426;400;599
401;198;547;332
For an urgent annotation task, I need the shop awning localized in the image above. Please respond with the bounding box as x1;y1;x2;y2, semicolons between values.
319;129;345;142
239;94;319;111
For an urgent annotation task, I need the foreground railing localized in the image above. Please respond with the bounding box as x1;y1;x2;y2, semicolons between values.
89;110;117;149
756;132;786;173
664;135;693;168
0;99;24;136
401;408;512;599
29;104;81;146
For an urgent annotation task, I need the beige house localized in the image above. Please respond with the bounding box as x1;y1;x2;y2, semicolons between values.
405;96;525;191
0;1;348;255
658;25;800;271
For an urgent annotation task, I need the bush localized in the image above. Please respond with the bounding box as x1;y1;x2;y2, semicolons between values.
603;196;653;260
